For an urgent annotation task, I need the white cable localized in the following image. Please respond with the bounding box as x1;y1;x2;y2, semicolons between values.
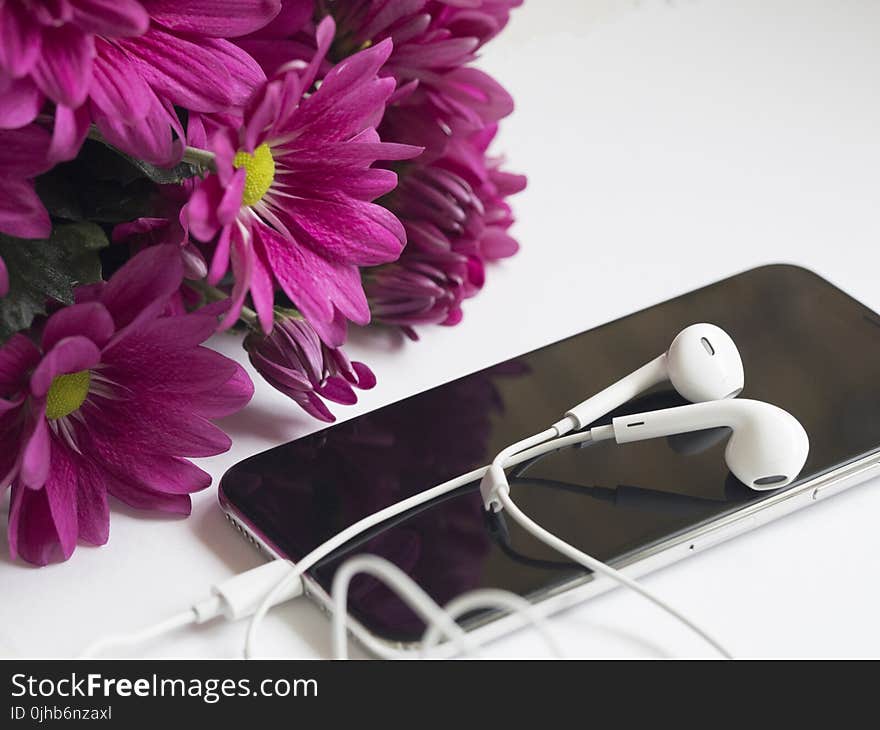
79;561;303;658
476;410;732;659
80;431;598;660
79;608;202;658
244;429;601;658
83;421;730;659
420;589;564;658
481;426;562;512
330;555;474;660
331;556;562;660
496;486;732;658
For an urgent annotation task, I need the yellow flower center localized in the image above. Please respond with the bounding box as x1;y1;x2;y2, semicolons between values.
233;143;275;206
45;370;91;420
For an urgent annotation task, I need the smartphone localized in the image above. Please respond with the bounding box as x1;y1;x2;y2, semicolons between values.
219;264;880;656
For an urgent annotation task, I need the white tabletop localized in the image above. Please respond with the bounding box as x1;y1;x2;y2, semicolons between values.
3;0;879;659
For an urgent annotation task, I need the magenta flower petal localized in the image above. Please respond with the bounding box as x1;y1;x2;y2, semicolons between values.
143;0;281;37
21;409;51;489
197;37;271;110
71;0;150;37
74;459;110;546
435;66;515;124
119;29;265;112
352;361;377;389
249;353;312;392
0;76;42;129
247;0;313;38
249;246;275;333
110;453;212;496
30;336;102;398
217;169;246;225
99;244;183;332
183;364;255;418
93;89;183;166
126;311;220;352
89;42;153;122
89;398;233;457
0;3;42;77
302;391;336;422
29;24;96;108
112;217;168;243
47;103;91;164
42;302;116;351
233;0;313;73
43;444;80;559
479;227;519;260
0;179;51;239
187;177;226;244
295;77;396;144
255;224;370;346
316;377;357;406
0;334;41;391
242;79;282;152
0;256;7;298
275;196;404;266
294;14;334;94
0;123;51;174
207;225;233;285
0;127;51;237
218;228;253;330
8;483;59;565
104;342;240;397
101;468;193;515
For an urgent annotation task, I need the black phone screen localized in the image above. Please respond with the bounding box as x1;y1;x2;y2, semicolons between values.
220;265;880;642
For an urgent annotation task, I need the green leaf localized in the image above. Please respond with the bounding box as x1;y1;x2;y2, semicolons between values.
81;178;155;224
35;144;158;226
120;154;202;185
35;175;84;221
89;136;202;185
0;223;109;343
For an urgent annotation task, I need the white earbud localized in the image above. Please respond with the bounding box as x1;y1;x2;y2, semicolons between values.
563;323;744;431
610;399;809;489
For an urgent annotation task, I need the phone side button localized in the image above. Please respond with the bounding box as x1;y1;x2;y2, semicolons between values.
812;462;880;501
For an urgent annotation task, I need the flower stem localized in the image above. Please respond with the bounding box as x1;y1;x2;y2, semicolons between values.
187;280;260;332
182;146;217;171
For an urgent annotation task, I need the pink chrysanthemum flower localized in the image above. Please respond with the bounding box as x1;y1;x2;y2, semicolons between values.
242;2;519;154
331;1;516;149
366;123;524;338
186;17;420;346
0;0;280;164
0;245;253;565
244;315;376;422
365;240;483;338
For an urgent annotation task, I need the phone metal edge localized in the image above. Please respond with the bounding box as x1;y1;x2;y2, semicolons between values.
219;449;880;658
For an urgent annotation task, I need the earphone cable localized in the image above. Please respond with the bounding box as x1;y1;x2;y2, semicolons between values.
496;484;732;658
79;427;729;659
329;555;562;659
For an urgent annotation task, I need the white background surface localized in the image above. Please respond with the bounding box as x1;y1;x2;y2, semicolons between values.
2;0;880;659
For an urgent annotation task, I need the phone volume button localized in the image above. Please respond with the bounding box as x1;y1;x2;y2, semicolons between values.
811;461;880;501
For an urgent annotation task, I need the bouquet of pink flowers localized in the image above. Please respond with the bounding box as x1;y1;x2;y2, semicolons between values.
0;0;524;565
